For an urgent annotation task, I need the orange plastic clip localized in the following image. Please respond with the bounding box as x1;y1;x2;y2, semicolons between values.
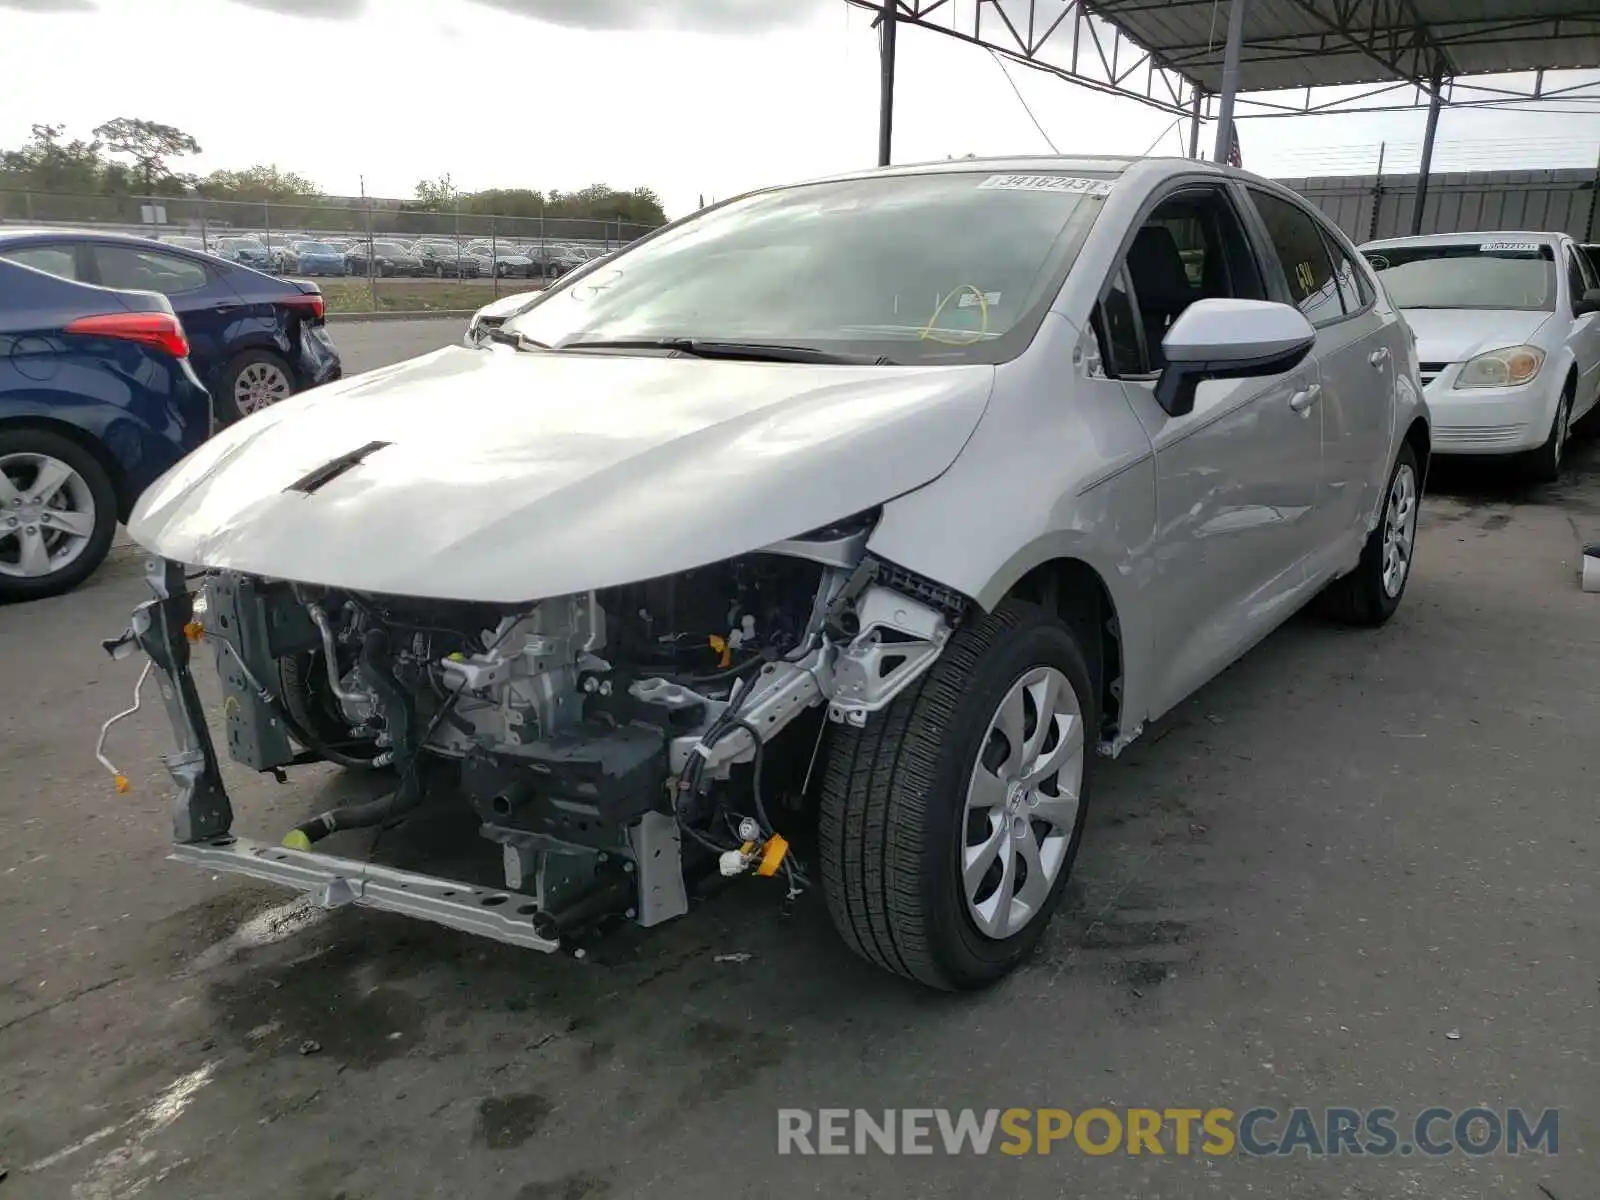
756;834;789;877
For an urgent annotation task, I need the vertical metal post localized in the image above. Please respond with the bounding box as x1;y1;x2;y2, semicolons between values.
361;175;376;313
1212;0;1248;163
1585;140;1600;242
877;0;897;167
1188;91;1203;158
1411;66;1445;236
198;199;209;252
491;220;500;299
1368;142;1386;242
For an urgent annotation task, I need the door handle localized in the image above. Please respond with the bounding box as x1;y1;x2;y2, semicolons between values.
1289;383;1322;413
1369;347;1391;367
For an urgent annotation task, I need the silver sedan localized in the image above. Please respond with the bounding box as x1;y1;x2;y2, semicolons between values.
117;155;1430;991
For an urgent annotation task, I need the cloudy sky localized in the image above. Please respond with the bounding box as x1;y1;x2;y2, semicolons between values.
2;0;1598;219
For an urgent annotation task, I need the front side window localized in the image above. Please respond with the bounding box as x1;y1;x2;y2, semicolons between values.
1566;247;1589;312
1361;242;1557;312
505;170;1112;364
1100;186;1265;374
1247;189;1343;326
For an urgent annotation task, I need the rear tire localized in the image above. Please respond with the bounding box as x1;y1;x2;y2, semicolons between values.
0;428;118;603
818;601;1096;990
218;349;296;423
1321;442;1420;626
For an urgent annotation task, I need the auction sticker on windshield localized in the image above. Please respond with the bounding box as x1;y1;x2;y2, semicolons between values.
977;174;1114;197
1479;241;1542;253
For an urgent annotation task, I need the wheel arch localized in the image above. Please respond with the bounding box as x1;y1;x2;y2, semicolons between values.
0;414;133;520
1402;414;1431;491
1001;555;1125;746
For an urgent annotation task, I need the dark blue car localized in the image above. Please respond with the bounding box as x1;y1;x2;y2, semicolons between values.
0;229;341;423
0;257;213;600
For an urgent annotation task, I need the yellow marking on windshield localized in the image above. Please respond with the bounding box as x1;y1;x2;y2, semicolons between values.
918;285;990;346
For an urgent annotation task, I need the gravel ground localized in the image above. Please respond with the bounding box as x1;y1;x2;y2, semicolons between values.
1;320;1595;1199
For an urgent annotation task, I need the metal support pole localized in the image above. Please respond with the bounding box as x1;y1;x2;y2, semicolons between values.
1411;66;1445;236
877;0;897;167
1368;142;1386;242
1188;91;1203;158
1587;141;1600;242
1212;0;1248;163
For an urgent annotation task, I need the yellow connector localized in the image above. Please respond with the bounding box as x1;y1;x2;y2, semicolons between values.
182;621;204;643
708;634;732;669
281;829;313;851
756;834;790;878
114;774;130;794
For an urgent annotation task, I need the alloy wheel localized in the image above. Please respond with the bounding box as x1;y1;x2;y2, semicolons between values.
0;452;97;580
234;360;292;416
962;665;1086;940
1381;462;1418;598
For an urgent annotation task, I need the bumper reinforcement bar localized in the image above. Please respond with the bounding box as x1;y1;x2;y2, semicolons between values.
171;836;561;953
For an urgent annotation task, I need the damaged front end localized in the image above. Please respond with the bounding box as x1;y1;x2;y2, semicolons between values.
101;519;966;952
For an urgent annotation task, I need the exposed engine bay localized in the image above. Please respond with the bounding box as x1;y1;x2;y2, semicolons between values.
101;518;967;950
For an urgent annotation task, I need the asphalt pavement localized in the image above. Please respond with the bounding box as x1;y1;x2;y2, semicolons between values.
1;318;1595;1199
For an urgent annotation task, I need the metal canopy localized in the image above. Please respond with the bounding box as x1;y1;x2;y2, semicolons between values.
1088;0;1600;96
851;0;1600;235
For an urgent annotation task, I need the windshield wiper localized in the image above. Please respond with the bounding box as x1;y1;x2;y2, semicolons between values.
485;326;551;351
557;337;894;365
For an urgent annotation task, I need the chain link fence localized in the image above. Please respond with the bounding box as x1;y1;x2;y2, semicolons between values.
0;188;663;313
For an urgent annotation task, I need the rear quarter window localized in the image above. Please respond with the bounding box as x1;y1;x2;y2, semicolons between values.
0;243;80;281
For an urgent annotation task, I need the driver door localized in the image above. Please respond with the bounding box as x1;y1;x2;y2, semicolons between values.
1098;182;1324;718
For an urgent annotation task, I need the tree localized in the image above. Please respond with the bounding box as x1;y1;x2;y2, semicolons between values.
0;123;106;193
198;163;320;202
413;174;458;211
92;118;201;194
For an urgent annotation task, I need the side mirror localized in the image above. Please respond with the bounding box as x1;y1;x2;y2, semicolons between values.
1154;298;1317;418
1576;288;1600;317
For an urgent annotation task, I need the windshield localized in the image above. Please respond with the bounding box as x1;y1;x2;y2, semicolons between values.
297;242;334;254
504;169;1110;364
1363;241;1557;311
373;242;410;255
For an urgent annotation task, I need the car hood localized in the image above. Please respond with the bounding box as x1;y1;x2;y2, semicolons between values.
129;345;995;603
1400;308;1554;364
472;290;544;323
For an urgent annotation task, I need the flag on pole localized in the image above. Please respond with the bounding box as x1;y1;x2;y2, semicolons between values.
1226;119;1242;168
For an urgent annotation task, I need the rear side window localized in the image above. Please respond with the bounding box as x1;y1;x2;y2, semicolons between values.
1;243;81;281
1322;231;1370;314
1247;189;1343;326
93;246;209;296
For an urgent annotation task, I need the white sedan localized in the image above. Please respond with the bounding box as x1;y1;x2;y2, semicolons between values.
1360;231;1600;480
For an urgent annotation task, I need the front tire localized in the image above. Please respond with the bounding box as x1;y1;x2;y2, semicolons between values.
1321;442;1420;626
818;601;1096;990
1524;382;1573;484
0;428;118;602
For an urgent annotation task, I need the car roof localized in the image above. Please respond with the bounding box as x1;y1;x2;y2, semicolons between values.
1361;230;1561;250
714;152;1297;209
0;225;243;257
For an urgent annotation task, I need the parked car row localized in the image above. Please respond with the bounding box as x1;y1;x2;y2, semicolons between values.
155;230;617;280
0;226;343;599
